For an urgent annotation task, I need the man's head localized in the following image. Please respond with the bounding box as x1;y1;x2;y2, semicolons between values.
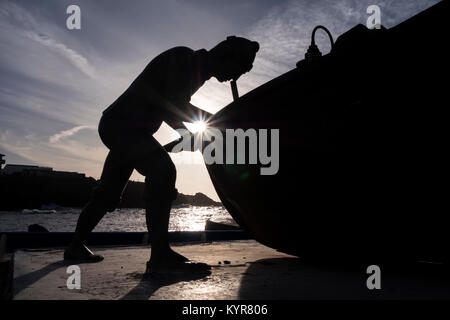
207;36;259;82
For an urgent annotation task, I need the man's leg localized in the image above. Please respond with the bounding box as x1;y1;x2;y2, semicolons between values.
133;137;209;272
64;150;133;261
133;140;178;258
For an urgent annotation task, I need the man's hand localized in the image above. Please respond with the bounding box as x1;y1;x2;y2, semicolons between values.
165;103;213;131
163;127;196;153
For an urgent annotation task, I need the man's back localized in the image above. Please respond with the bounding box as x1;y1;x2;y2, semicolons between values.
102;47;208;133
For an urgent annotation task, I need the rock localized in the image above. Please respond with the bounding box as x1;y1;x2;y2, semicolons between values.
174;192;222;207
191;193;222;206
28;224;49;232
205;220;240;230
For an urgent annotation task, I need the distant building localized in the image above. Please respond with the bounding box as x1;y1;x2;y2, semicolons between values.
0;154;85;178
2;164;53;176
2;164;85;179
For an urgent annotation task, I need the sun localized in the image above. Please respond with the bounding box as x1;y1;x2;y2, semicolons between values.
193;121;207;132
185;120;207;133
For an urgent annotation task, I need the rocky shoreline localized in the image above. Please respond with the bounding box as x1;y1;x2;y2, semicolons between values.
0;174;221;210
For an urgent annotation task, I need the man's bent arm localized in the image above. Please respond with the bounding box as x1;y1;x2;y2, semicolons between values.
131;81;213;124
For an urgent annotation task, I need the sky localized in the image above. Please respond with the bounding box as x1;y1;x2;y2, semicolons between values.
0;0;439;200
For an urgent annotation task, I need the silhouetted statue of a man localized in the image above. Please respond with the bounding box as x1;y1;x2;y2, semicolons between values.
64;36;259;274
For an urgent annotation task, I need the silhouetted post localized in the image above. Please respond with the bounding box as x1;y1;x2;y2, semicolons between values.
0;154;5;173
231;80;239;101
0;234;14;300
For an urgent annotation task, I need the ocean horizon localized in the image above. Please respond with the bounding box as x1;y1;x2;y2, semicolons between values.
0;205;234;233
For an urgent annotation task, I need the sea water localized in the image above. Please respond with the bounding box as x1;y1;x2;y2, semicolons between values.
0;206;235;232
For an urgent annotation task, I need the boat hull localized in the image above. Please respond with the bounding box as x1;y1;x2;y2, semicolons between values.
204;1;449;261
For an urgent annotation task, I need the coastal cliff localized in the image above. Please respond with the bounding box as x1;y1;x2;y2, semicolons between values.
0;174;221;210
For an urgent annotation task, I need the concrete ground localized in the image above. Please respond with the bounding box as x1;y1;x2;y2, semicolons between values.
12;240;450;300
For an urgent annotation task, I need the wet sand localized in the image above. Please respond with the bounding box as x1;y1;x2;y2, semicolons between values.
13;240;450;300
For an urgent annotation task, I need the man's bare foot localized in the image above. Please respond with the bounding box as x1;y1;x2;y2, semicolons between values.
145;248;210;275
64;243;104;262
166;248;189;262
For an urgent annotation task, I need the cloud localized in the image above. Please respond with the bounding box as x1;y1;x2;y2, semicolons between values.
25;31;95;78
1;128;106;176
49;125;96;143
0;2;95;79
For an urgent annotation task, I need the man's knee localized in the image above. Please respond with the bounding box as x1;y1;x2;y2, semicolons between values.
136;152;176;179
144;183;178;204
91;184;124;212
164;160;177;187
143;164;178;203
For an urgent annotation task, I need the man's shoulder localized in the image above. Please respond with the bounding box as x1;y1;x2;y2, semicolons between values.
139;47;195;80
156;46;195;62
166;46;195;54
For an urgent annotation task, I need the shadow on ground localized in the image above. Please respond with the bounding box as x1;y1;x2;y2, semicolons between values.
121;269;211;300
238;257;450;299
13;258;100;297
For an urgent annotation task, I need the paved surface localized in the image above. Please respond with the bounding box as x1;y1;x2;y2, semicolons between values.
12;240;450;300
